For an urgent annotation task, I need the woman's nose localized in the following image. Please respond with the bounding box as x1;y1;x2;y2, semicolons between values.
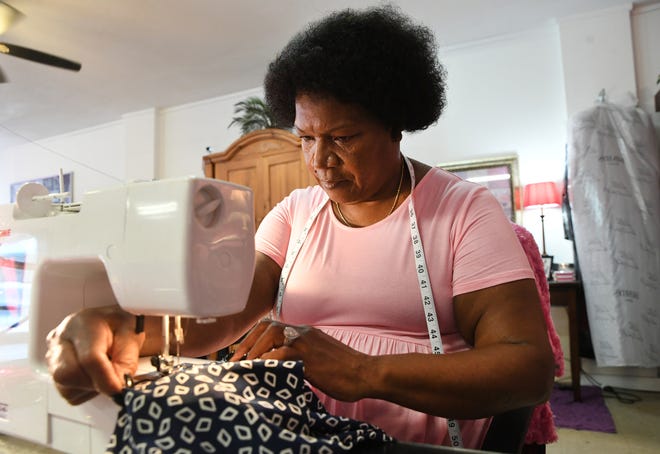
312;139;338;168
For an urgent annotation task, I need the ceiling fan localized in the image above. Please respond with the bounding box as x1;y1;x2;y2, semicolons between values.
0;0;81;83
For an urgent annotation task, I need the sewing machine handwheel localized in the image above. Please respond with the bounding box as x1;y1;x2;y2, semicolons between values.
15;182;51;218
194;185;223;228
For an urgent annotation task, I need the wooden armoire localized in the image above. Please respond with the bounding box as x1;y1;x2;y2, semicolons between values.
203;129;316;227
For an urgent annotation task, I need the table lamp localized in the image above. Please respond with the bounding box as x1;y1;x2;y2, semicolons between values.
523;181;560;256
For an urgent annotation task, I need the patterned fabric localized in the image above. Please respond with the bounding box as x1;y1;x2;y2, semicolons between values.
106;360;393;453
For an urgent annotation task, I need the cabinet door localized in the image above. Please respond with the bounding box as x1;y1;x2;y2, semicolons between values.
212;158;260;191
261;151;314;225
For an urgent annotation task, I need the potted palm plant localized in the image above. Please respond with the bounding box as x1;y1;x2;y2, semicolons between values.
228;96;277;134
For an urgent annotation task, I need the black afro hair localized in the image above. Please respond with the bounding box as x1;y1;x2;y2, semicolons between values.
264;4;447;133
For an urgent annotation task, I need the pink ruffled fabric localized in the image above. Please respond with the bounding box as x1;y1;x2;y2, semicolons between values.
511;223;563;445
312;326;490;449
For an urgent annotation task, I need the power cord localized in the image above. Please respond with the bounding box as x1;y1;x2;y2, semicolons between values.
601;385;642;404
559;356;643;404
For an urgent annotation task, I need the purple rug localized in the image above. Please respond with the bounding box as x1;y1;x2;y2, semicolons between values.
550;384;616;433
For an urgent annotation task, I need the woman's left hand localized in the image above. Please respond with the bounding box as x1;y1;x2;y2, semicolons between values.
229;320;371;402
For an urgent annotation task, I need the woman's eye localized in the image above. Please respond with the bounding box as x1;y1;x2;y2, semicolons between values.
333;136;352;143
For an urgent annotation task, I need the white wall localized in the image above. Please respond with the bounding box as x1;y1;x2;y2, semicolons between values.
404;25;568;183
158;87;263;179
0;89;260;204
0;122;125;204
123;108;158;182
401;24;573;263
558;4;637;117
631;2;660;136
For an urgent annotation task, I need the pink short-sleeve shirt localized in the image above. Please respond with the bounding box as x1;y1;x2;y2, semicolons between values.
255;166;533;448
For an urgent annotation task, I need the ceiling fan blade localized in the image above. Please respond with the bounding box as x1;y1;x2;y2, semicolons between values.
0;42;81;71
0;1;24;35
0;65;6;83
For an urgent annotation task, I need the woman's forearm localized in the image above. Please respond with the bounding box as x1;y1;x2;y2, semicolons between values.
140;252;281;358
363;342;554;419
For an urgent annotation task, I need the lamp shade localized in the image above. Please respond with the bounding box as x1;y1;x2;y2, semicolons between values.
523;181;560;208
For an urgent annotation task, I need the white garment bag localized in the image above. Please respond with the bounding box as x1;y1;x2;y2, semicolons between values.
568;98;660;367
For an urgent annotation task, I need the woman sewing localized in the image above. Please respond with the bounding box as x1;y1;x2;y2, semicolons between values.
47;5;554;449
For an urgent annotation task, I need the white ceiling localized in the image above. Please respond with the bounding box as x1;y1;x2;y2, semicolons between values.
0;0;641;149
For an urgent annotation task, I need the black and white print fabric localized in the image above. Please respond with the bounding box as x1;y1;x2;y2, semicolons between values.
106;359;392;453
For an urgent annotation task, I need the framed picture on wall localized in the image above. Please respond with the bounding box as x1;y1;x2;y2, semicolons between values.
10;172;73;204
438;155;521;222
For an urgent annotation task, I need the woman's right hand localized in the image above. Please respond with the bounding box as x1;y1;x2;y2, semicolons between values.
46;305;145;405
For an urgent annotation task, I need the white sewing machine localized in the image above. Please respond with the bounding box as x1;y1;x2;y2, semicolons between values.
0;176;255;453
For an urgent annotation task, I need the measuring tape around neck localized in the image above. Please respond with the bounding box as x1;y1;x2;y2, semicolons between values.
404;156;463;447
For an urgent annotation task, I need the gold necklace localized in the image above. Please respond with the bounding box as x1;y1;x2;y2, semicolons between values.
334;161;405;227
